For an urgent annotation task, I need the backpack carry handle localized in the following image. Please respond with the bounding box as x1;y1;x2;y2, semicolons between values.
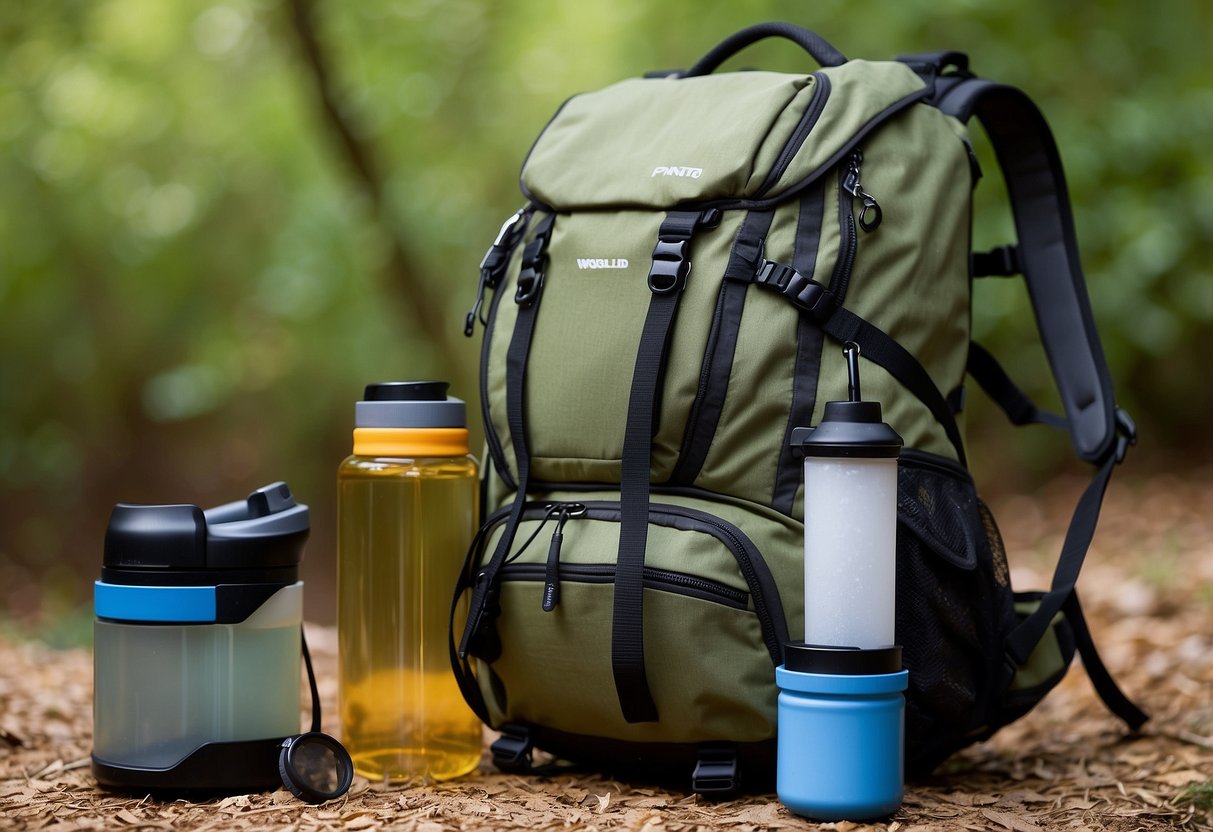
685;22;848;76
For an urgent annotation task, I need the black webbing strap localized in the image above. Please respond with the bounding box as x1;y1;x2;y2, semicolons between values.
458;213;555;661
748;258;966;466
773;187;827;513
1063;591;1149;730
614;209;718;724
936;78;1117;464
670;209;774;485
822;306;968;468
449;520;495;724
1004;450;1113;667
1003;424;1144;729
968;341;1067;430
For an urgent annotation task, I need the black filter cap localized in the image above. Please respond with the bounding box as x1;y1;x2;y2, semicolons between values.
792;343;903;458
102;482;309;583
363;381;448;402
784;642;903;675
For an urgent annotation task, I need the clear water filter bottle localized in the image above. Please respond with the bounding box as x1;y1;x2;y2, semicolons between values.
92;483;308;792
778;343;909;821
337;381;482;782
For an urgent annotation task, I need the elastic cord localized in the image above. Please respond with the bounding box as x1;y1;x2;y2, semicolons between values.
301;626;321;734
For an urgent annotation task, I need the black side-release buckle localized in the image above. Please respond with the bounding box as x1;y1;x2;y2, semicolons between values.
1113;407;1137;464
647;238;691;294
971;244;1021;278
646;209;721;295
753;259;836;320
691;743;739;795
490;724;534;773
514;218;555;306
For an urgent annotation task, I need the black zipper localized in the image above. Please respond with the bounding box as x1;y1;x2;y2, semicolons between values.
654;502;787;663
755;73;832;198
499;562;750;611
826;148;882;305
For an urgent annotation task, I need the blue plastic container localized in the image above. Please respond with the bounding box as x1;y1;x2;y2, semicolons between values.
776;645;908;821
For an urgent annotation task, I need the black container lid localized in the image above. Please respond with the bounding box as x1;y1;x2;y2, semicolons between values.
101;482;308;586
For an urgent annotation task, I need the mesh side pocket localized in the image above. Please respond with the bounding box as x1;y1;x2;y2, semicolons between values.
896;460;1017;775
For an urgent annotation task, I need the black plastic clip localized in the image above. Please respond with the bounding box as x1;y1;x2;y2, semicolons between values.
514;218;555;307
1113;407;1137;465
971;244;1021;278
514;262;545;306
691;743;739;795
646;209;721;294
490;724;534;773
647;238;691;294
467;209;532;335
753;260;835;320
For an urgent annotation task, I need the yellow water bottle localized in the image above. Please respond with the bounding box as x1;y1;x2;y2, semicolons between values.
337;381;481;782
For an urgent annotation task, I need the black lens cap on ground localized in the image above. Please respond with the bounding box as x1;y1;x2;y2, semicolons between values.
278;733;353;804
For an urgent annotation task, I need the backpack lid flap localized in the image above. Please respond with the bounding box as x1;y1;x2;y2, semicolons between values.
520;61;928;210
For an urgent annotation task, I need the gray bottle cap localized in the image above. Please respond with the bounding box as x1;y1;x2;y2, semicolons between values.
354;381;466;429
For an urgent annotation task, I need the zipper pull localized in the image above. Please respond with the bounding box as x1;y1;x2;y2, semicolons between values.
542;504;584;612
842;149;882;232
465;208;531;336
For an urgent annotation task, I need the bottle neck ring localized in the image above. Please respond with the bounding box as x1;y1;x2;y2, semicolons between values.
352;427;469;458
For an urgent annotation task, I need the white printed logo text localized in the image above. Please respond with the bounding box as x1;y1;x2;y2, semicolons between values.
576;258;629;270
651;165;703;179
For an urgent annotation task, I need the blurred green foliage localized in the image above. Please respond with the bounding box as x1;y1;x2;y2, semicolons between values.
1;0;1210;635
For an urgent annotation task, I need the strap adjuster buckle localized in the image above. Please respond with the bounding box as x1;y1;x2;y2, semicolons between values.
754;260;835;319
1113;407;1137;464
691;743;739;795
490;724;534;772
971;244;1021;277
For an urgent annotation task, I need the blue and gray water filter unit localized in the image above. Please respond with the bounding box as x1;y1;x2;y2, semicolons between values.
778;344;909;821
92;482;309;792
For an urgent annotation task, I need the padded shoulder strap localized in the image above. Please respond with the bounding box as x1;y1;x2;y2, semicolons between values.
936;77;1117;464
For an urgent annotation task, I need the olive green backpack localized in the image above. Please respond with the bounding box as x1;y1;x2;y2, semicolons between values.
451;23;1146;792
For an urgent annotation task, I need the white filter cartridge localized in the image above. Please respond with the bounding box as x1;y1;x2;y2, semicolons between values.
803;455;899;648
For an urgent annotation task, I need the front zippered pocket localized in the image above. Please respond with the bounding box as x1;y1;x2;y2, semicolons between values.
473;498;788;665
467;492;796;744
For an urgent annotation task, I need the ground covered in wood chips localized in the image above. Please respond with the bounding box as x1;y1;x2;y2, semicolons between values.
2;469;1211;831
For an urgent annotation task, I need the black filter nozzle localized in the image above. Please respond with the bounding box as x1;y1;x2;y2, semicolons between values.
363;381;448;402
792;343;903;458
